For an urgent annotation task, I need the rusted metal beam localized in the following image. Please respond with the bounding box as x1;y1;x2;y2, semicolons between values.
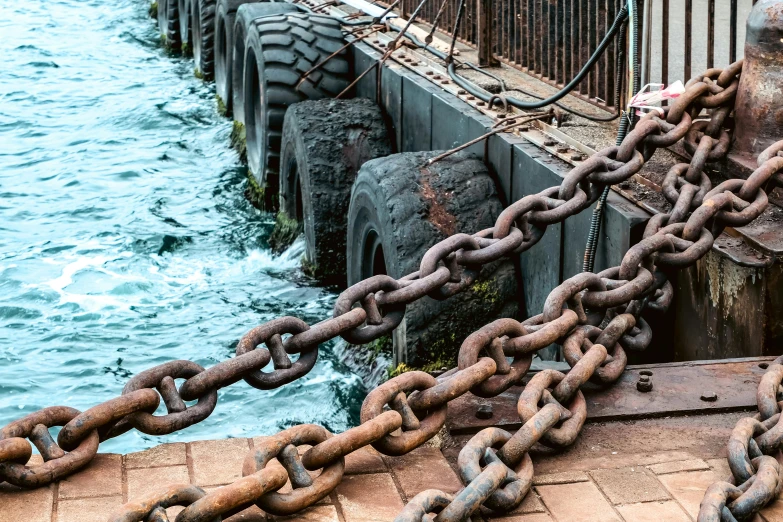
447;358;778;434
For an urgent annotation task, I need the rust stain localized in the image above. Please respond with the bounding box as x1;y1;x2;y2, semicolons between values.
419;166;456;237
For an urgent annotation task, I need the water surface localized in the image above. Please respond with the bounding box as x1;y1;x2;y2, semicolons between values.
0;0;364;452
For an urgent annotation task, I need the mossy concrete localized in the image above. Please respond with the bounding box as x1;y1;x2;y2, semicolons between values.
194;68;204;80
149;1;158;19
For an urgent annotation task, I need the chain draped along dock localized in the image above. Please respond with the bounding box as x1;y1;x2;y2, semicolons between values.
3;0;783;521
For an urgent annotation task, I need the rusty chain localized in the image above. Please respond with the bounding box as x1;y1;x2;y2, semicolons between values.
2;60;783;521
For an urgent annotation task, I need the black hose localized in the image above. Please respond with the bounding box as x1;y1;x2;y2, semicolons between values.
446;5;629;111
583;0;641;273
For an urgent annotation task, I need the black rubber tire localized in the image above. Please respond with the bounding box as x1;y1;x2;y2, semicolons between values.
193;0;216;79
159;0;181;49
178;0;193;53
347;151;519;366
243;12;352;193
230;2;298;124
278;98;392;284
216;0;259;113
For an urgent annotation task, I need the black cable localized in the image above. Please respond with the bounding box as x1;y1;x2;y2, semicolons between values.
583;0;641;273
386;6;626;122
446;5;629;111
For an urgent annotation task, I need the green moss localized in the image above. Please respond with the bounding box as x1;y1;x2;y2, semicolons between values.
244;169;266;209
216;94;227;117
300;256;318;278
194;68;204;80
386;355;453;380
387;363;413;379
470;279;501;305
149;1;158;18
230;121;247;163
181;41;191;55
269;212;302;254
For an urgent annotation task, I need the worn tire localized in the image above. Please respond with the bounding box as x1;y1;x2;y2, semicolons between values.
230;2;298;124
243;12;352;195
216;0;259;114
277;98;391;284
159;0;181;49
193;0;216;79
178;0;193;53
347;151;519;367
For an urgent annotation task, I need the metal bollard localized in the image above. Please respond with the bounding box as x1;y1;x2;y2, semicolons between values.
733;0;783;158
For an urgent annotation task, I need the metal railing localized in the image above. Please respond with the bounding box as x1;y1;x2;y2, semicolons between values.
641;0;754;88
393;0;755;113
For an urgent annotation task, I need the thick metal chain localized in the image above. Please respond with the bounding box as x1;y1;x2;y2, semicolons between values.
2;60;782;522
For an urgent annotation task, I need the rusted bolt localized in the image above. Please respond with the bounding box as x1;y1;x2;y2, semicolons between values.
518;125;530;132
637;375;653;392
556;145;570;153
441;79;449;84
570;153;584;161
701;392;718;402
543;140;556;147
425;71;434;76
760;362;770;369
372;40;380;44
477;101;486;107
378;42;386;48
476;404;493;419
467;96;475;101
457;89;467;95
410;61;419;66
639;370;653;376
433;74;442;80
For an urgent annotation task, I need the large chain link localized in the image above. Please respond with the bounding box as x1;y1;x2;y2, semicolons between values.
3;60;783;522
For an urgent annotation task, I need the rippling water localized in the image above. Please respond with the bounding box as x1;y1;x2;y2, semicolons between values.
0;0;365;452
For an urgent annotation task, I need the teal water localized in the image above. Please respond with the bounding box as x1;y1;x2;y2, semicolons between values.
0;0;365;452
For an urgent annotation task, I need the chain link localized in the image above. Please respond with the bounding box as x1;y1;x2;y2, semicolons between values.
4;59;783;522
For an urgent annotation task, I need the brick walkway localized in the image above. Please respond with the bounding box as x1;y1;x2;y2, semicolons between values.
2;431;783;522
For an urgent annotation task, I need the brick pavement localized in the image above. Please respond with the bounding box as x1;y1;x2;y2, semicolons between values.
2;433;783;522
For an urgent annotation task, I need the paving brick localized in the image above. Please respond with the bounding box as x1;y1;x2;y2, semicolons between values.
479;489;546;519
489;514;555;522
126;442;187;469
385;446;462;497
58;453;122;499
345;445;387;474
269;504;340;521
532;471;589;486
648;459;710;475
707;458;733;480
616;500;691;521
335;473;404;522
590;467;670;504
534;451;698;475
58;495;124;522
515;490;546;514
536;482;622;522
0;483;54;522
657;470;719;518
190;438;250;486
127;464;190;501
761;499;783;522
